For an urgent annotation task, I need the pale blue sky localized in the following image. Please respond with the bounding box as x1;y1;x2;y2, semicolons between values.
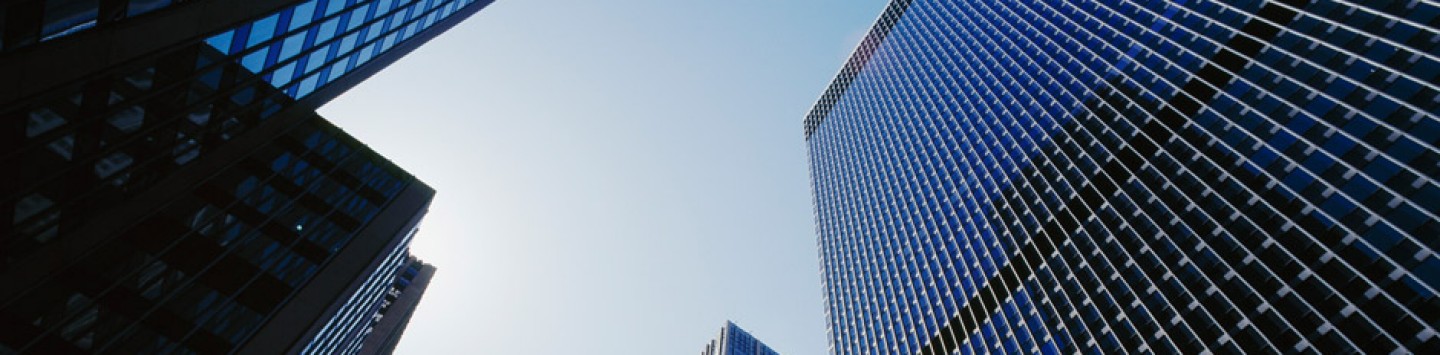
318;1;886;353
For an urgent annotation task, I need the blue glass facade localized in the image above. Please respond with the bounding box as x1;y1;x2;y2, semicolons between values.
808;0;1440;353
700;321;782;355
202;0;486;99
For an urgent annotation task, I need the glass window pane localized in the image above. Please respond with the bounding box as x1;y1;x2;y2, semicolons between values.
356;43;376;65
360;23;378;42
42;0;98;37
278;32;306;61
304;49;328;74
289;0;318;31
345;7;368;30
240;47;269;73
336;33;356;55
206;30;235;54
324;0;347;16
315;67;331;87
313;18;340;44
127;0;172;17
246;14;280;48
325;62;346;83
386;12;403;31
270;62;298;87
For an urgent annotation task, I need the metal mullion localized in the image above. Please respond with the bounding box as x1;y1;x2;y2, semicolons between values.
825;135;861;353
980;0;1325;349
994;0;1420;349
11;109;321;353
951;0;1228;349
90;122;373;353
1079;0;1440;233
3;46;234;163
1084;0;1440;264
937;5;1157;351
890;38;1051;355
926;55;1051;354
2;49;279;205
1013;0;1439;339
4;86;291;257
816;123;869;354
873;116;909;353
905;7;1091;352
944;1;1240;351
871;92;952;353
844;97;906;353
858;65;996;353
0;93;283;319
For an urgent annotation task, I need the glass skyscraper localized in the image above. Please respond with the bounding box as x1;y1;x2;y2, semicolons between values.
700;321;782;355
807;0;1439;353
0;0;484;353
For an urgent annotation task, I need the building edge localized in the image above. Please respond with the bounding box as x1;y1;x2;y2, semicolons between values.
801;0;914;139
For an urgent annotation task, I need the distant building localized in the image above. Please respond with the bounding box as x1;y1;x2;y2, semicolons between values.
700;321;780;355
808;0;1440;353
0;0;486;353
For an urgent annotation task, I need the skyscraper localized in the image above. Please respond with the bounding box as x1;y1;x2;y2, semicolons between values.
0;0;486;353
700;321;781;355
807;0;1439;353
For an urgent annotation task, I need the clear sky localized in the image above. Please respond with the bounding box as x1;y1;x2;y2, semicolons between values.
318;1;887;353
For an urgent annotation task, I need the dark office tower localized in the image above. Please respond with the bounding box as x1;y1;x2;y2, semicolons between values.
808;0;1440;354
700;321;781;355
0;106;436;354
0;0;485;354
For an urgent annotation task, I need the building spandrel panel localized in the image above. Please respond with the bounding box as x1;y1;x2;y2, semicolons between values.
808;0;1440;353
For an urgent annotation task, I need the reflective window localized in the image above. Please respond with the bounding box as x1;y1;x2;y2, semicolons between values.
240;47;269;73
206;30;234;54
245;13;281;49
41;0;98;38
289;0;319;31
277;31;306;61
127;0;173;17
324;0;347;16
313;17;340;44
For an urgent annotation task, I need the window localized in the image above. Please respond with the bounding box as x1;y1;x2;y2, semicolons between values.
277;32;306;61
245;13;281;48
41;0;98;38
206;30;235;54
126;0;172;17
289;0;318;31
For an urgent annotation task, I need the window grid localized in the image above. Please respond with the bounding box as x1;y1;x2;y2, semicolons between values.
808;0;1440;353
